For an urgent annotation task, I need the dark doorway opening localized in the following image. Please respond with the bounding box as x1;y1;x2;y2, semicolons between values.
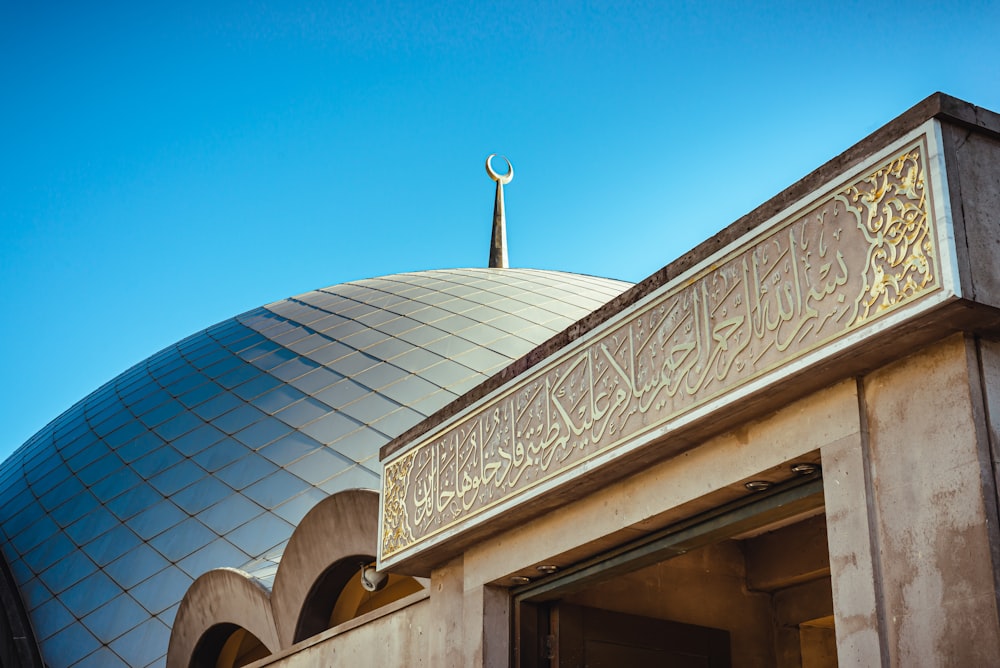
514;474;834;667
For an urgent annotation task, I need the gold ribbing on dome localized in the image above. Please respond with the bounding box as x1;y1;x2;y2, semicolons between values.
485;154;513;269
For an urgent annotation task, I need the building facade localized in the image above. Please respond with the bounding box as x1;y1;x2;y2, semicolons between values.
4;93;1000;667
175;94;1000;667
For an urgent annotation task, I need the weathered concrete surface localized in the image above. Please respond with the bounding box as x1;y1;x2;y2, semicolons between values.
977;339;1000;454
965;336;1000;636
248;596;430;668
429;556;465;668
981;338;1000;481
457;583;509;668
942;124;1000;306
821;427;884;665
978;337;1000;612
167;567;280;668
864;336;1000;665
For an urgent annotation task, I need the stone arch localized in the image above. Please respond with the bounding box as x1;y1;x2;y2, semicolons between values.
269;488;381;647
166;567;279;668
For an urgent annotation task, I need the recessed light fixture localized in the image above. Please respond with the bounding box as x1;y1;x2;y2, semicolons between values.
745;480;772;492
510;576;532;585
536;564;559;574
791;462;820;476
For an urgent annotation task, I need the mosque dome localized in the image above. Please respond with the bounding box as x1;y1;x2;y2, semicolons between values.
0;268;630;667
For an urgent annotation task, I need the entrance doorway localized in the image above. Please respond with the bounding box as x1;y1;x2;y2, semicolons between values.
550;604;730;667
514;474;834;667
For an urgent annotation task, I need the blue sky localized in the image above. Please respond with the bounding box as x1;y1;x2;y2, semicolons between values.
2;1;999;456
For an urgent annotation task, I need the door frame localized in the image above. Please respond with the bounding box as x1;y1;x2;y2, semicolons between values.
511;475;825;667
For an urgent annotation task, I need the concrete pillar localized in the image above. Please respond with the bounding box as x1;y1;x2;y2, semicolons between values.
863;336;1000;665
821;419;886;666
975;337;1000;589
429;556;509;667
463;584;510;668
429;556;465;668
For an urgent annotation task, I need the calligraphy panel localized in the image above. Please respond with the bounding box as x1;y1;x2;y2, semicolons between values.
381;134;944;562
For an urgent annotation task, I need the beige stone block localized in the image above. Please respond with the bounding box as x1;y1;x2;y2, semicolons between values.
979;338;1000;469
461;584;509;668
429;556;465;668
250;598;430;667
864;336;1000;664
821;430;884;665
942;125;1000;306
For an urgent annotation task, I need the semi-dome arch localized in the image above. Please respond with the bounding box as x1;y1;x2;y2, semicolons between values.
270;488;385;646
0;268;630;666
166;568;279;668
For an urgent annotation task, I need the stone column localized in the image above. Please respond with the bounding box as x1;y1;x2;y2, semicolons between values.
821;415;886;666
862;336;1000;665
429;556;465;668
463;584;510;668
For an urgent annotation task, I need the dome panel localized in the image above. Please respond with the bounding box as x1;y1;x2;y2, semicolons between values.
0;268;631;666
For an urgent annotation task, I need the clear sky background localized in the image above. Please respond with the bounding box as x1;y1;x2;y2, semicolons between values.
2;1;999;458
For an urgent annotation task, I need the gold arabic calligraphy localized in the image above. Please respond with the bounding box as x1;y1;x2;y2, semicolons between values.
382;142;937;558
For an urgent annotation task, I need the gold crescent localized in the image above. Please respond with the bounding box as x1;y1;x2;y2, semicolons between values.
485;154;514;185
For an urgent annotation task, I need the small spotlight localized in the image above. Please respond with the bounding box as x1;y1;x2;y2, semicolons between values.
791;462;820;476
536;564;559;574
360;563;388;592
745;480;772;492
510;576;532;585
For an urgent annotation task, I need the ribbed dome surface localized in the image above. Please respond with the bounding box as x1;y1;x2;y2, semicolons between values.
0;268;630;668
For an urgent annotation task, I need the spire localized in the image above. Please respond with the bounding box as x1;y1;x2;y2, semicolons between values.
485;154;513;269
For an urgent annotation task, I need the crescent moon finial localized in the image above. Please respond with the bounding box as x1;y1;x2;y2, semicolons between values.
486;153;513;268
485;154;514;185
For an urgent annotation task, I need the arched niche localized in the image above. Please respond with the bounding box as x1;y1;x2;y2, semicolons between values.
294;554;424;641
270;489;380;645
166;568;279;668
327;558;424;628
270;488;423;646
189;623;270;668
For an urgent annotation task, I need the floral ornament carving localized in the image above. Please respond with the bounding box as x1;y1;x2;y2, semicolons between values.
381;453;415;556
840;150;933;322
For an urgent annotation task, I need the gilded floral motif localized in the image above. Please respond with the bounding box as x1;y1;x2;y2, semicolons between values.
840;150;933;321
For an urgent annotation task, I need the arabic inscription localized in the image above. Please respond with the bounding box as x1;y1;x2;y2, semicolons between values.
382;141;938;559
